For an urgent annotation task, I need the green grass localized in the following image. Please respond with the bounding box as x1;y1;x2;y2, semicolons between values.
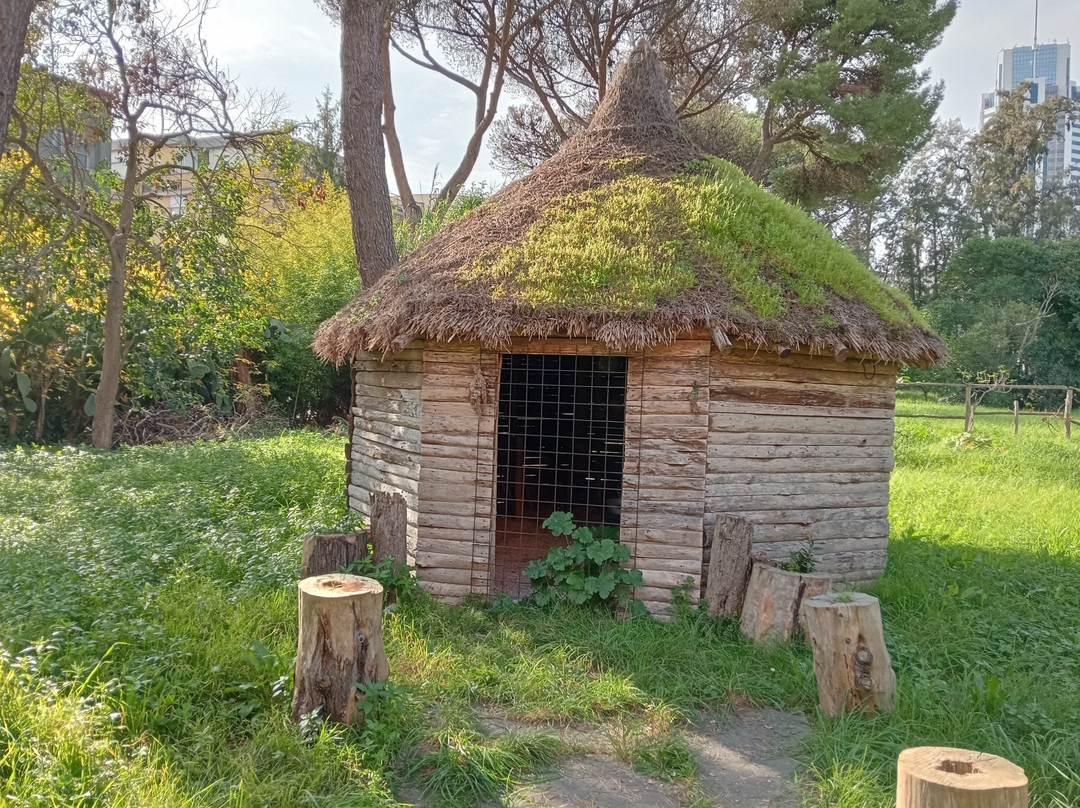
0;419;1078;806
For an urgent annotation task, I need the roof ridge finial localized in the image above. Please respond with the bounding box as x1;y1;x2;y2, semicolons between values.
587;39;680;132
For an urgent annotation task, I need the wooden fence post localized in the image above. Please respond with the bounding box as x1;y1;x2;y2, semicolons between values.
964;386;974;432
1013;400;1019;435
1066;388;1073;439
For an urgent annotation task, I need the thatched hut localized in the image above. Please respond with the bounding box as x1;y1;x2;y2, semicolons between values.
315;43;946;614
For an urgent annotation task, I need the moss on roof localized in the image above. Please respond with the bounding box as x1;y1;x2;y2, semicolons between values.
459;157;926;329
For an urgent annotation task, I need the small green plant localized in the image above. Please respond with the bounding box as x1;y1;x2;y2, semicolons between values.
342;554;423;605
782;539;816;573
224;639;292;719
354;680;420;767
524;511;643;610
948;431;994;450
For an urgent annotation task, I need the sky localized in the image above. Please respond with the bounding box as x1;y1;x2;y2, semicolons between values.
192;0;1079;192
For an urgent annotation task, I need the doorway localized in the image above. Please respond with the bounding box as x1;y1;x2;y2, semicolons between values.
492;353;627;597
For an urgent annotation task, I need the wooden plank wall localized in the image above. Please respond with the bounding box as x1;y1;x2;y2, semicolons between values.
415;340;500;603
347;341;424;558
623;337;711;616
705;345;898;584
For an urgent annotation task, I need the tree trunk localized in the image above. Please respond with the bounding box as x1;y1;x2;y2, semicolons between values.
34;376;49;442
897;747;1027;808
381;23;419;225
91;238;127;449
739;563;830;644
340;0;398;288
301;532;368;578
705;515;753;619
801;591;896;717
291;573;389;725
370;490;407;564
0;0;35;149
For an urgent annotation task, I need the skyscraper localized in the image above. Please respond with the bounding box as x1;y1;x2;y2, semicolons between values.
981;42;1078;182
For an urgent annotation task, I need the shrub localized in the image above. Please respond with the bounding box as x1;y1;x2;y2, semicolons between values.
524;511;642;610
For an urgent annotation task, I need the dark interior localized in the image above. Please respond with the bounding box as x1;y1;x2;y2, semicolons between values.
492;353;627;596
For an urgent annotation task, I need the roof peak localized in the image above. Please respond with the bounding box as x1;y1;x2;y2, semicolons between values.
587;40;680;132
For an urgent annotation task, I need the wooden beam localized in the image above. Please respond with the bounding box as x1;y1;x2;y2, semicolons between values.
710;327;733;355
777;345;792;359
833;344;849;363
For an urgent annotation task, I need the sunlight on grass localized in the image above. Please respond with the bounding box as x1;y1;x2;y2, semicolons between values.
0;421;1078;807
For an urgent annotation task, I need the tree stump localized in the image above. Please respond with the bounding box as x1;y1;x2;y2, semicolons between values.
291;574;389;725
897;747;1027;808
801;591;896;717
300;532;368;578
705;515;754;618
739;563;831;643
370;490;407;564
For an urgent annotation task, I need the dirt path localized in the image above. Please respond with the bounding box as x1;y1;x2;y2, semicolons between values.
401;707;811;808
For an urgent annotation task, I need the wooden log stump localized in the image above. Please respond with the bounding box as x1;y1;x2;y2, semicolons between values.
291;574;389;725
801;591;896;717
705;515;754;619
301;532;368;578
897;747;1028;808
739;563;831;643
370;490;407;564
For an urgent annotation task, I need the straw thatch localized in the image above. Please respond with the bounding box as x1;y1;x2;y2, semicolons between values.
315;41;946;366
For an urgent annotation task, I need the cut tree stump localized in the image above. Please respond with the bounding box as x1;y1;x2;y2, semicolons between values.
291;573;389;725
705;515;754;618
739;563;831;643
300;532;368;578
370;490;407;564
801;591;896;717
897;746;1028;808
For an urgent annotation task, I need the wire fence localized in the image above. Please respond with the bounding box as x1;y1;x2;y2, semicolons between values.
897;381;1075;437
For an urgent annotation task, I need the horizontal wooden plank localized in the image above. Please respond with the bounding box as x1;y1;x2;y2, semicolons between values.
750;536;889;558
641;569;701;589
708;444;893;460
716;348;898;376
354;358;424;374
710;358;897;388
709;413;894;435
418;513;492;530
635;556;703;574
706;456;894;474
737;518;889;544
420;455;492;474
354;371;422;390
710;381;893;409
415;550;475;571
350;469;419;496
722;505;889;525
354;424;421;454
354;398;422;422
706;480;888;498
421;432;495;449
706;490;889;511
710;401;893;420
420;414;487;435
710;431;893;447
706;471;891;486
416;566;473;586
637;527;704;547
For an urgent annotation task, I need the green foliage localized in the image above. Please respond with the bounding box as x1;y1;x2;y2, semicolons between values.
343;554;424;606
394;188;486;259
524;512;642;609
918;235;1080;401
781;540;816;573
751;0;957;205
462;158;923;327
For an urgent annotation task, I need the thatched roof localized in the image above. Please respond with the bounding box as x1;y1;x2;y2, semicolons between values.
315;42;946;366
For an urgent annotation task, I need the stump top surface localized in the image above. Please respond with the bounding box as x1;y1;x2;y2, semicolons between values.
899;747;1028;789
299;573;384;597
802;591;878;608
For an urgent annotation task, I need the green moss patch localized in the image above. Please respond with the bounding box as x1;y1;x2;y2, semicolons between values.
458;157;922;326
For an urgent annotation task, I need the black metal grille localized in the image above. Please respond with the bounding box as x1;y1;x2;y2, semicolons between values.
492;353;627;597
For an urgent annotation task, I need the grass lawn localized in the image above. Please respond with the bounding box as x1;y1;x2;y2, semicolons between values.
0;412;1077;807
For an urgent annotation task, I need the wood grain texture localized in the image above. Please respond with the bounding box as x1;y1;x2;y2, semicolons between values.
350;343;423;559
896;747;1028;808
